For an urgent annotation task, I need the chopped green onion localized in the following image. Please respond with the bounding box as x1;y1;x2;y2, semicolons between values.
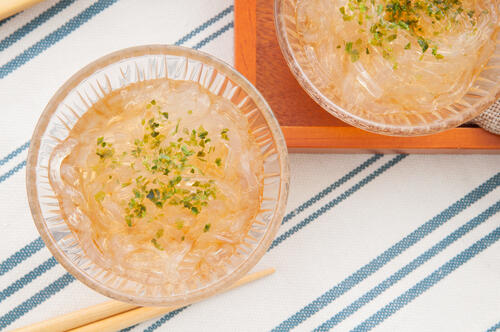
94;191;105;202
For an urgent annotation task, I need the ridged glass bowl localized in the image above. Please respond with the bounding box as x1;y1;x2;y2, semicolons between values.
26;45;289;306
275;0;500;136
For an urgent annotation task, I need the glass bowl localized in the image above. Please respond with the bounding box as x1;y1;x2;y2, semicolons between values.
26;45;289;307
275;0;500;136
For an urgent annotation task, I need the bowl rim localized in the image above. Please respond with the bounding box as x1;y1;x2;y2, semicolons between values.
274;0;500;136
26;44;290;306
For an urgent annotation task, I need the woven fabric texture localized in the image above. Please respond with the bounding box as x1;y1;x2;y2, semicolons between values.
474;99;500;135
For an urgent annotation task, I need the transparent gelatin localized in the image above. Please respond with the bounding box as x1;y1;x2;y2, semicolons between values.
49;79;264;293
27;46;289;306
296;0;499;117
275;0;500;134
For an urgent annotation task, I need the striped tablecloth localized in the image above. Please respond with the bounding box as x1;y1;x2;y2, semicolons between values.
0;1;499;331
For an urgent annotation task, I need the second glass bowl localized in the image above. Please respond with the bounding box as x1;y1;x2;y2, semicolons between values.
275;0;500;136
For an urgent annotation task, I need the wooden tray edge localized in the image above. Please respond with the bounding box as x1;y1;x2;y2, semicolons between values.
235;0;500;153
283;126;500;153
235;0;256;85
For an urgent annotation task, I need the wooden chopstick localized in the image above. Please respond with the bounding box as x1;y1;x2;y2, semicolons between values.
70;268;275;332
69;307;178;332
12;301;139;332
13;268;275;332
0;0;45;21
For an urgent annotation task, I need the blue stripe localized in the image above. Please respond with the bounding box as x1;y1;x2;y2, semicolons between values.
0;140;29;166
144;155;403;331
193;22;234;50
0;1;234;80
144;307;187;332
174;5;233;46
486;321;500;332
352;225;500;332
0;3;235;274
0;157;379;286
315;201;500;331
0;273;75;330
144;23;245;332
269;155;407;251
0;2;233;182
0;159;26;184
0;0;76;53
0;0;119;79
0;13;19;28
282;155;382;225
136;16;236;325
0;153;393;329
0;257;57;303
0;1;233;288
0;237;44;276
273;172;500;331
0;11;237;327
2;6;369;330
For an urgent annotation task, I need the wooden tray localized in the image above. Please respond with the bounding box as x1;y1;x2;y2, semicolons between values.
234;0;500;153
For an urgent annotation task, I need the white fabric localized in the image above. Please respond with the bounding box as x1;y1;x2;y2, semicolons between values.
0;1;499;331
